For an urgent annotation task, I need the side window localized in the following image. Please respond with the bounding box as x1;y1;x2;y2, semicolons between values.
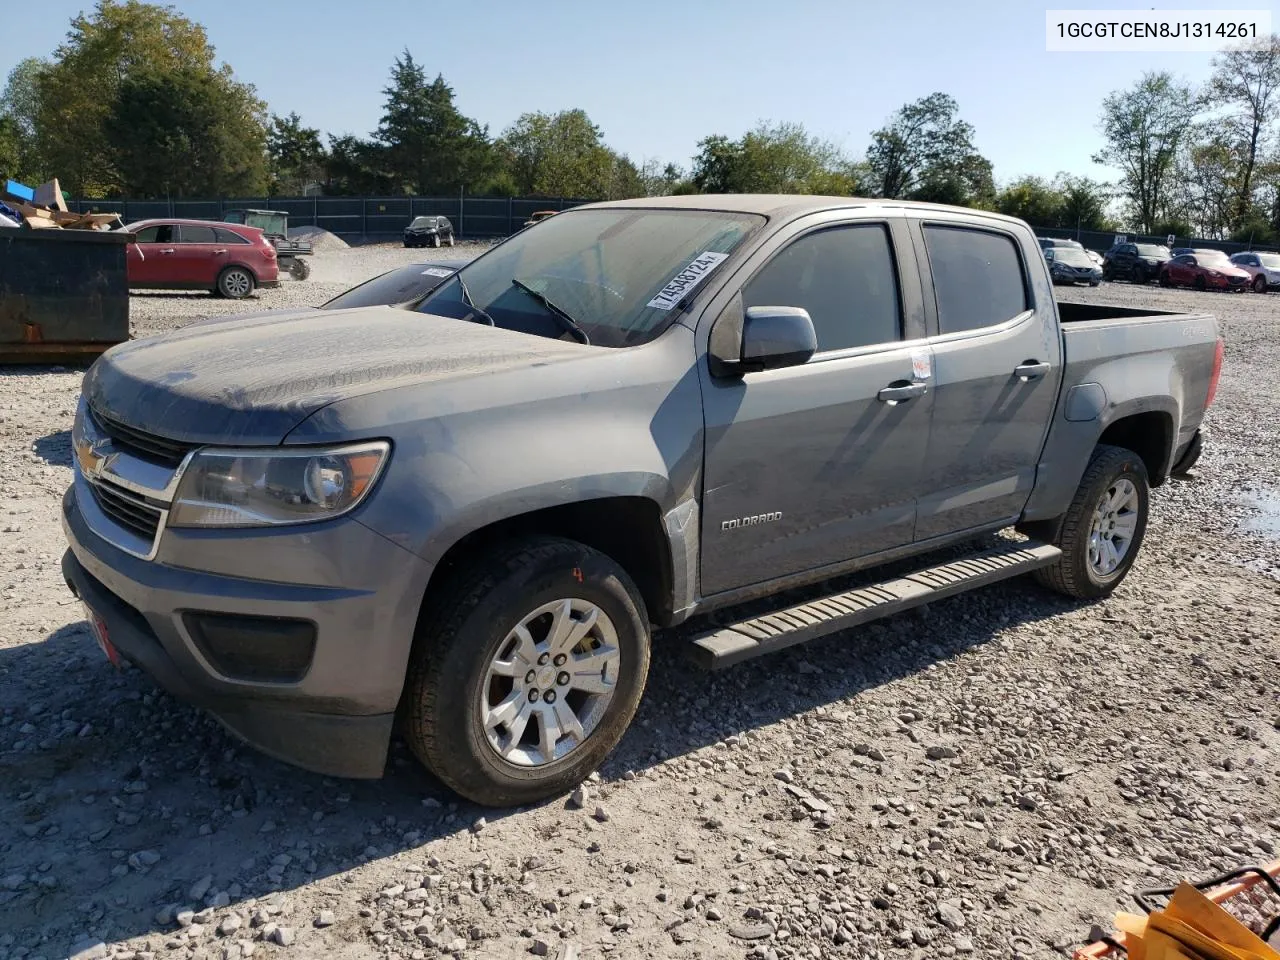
134;225;173;243
741;224;901;352
213;226;250;244
923;225;1028;336
179;224;217;244
440;218;452;231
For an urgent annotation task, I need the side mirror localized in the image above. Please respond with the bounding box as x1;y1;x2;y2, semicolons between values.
735;306;817;374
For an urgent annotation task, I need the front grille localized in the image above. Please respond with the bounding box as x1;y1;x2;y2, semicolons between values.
1227;276;1247;286
90;481;162;542
90;406;194;467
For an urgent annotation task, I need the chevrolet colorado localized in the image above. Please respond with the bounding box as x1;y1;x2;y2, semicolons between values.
62;196;1223;806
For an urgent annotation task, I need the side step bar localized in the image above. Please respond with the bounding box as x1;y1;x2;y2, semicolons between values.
688;541;1061;669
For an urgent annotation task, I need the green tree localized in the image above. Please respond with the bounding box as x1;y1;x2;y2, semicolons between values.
374;50;493;194
1209;35;1280;228
639;159;684;197
866;93;989;201
498;109;625;198
1055;174;1112;231
36;1;226;195
690;121;858;195
109;66;267;197
1094;72;1197;233
267;112;326;195
323;133;392;195
996;176;1064;227
1;58;48;182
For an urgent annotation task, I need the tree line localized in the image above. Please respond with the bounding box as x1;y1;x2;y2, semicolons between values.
3;1;1279;244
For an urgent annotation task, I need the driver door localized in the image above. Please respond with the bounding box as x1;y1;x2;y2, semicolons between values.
697;215;933;597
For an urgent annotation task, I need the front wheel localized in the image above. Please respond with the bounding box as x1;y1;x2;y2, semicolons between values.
1194;276;1207;291
1254;275;1267;293
431;234;441;248
1023;445;1149;600
1131;264;1147;284
401;537;651;807
288;258;311;281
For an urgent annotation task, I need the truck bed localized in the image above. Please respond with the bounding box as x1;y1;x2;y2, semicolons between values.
1057;300;1189;324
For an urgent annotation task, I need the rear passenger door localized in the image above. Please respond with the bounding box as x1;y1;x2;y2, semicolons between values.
912;220;1062;541
174;223;224;286
698;214;934;596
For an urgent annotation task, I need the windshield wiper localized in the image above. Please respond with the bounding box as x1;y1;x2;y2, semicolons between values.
457;275;495;326
511;278;590;345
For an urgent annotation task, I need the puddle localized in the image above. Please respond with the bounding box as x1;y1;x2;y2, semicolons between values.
1238;488;1280;540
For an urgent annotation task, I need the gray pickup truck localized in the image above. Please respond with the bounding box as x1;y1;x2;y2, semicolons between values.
61;196;1223;806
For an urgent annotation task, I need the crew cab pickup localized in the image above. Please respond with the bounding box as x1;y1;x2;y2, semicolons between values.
61;196;1223;806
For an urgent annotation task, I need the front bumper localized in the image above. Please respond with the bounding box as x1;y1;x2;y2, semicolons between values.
60;484;432;778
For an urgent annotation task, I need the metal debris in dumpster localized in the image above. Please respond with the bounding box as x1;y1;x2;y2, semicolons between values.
0;227;132;364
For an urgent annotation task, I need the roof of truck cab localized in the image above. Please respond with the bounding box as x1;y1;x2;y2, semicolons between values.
578;194;1031;227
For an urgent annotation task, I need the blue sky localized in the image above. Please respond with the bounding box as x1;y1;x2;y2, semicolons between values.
4;0;1277;184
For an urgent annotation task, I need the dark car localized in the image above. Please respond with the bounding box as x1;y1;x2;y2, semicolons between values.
1103;241;1171;284
1158;251;1251;292
404;216;455;248
1045;246;1102;286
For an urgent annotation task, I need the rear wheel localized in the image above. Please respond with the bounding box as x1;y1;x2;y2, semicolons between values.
402;537;651;807
1024;445;1149;600
289;258;311;281
216;266;255;299
1254;274;1267;293
447;234;455;247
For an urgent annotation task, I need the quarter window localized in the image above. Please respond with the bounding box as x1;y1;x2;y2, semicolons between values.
923;225;1028;335
213;226;250;244
742;224;902;352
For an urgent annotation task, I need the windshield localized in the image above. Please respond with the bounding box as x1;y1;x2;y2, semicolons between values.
415;208;763;348
1136;244;1170;258
322;262;458;310
1196;250;1231;267
1258;253;1280;268
410;217;434;227
1054;248;1095;267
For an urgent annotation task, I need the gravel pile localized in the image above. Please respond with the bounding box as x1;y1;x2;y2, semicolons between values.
0;262;1276;960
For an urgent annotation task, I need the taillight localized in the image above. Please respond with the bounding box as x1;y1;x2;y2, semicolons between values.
1205;337;1224;408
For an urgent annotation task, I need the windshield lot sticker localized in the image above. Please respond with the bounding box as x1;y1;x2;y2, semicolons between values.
911;351;932;381
647;251;729;310
421;267;454;277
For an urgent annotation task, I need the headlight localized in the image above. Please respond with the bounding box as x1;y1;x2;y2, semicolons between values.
168;441;390;528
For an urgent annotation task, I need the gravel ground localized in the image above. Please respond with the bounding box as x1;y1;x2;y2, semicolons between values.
1;252;1277;960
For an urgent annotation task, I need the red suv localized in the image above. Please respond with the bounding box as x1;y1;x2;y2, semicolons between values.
124;219;280;299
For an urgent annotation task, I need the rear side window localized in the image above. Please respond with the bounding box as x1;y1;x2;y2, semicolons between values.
923;225;1028;335
179;224;217;243
743;223;901;352
213;226;250;244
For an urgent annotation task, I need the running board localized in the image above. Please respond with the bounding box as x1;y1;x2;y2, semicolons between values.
688;541;1061;669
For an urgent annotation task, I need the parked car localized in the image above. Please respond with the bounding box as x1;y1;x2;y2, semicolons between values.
403;216;455;248
523;210;558;229
64;196;1222;807
1039;237;1103;267
185;260;472;328
1045;246;1103;286
1171;247;1197;258
1103;241;1171;284
1158;250;1251;292
124;219;279;299
1229;250;1280;292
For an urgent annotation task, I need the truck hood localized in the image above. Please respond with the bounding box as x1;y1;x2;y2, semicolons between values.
84;306;588;445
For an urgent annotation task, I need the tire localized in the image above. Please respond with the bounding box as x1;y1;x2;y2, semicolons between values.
216;266;255;299
1131;264;1147;285
1194;275;1207;291
1159;272;1172;287
289;258;311;281
1025;445;1150;601
402;536;651;807
1102;265;1113;282
1089;280;1100;287
1254;275;1267;293
447;234;455;247
431;234;441;248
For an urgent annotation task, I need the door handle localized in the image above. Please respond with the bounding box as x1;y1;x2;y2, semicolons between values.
159;248;175;254
1014;361;1051;381
212;249;227;255
877;381;928;403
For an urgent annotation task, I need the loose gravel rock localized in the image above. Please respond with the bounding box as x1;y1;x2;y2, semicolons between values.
0;262;1276;960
